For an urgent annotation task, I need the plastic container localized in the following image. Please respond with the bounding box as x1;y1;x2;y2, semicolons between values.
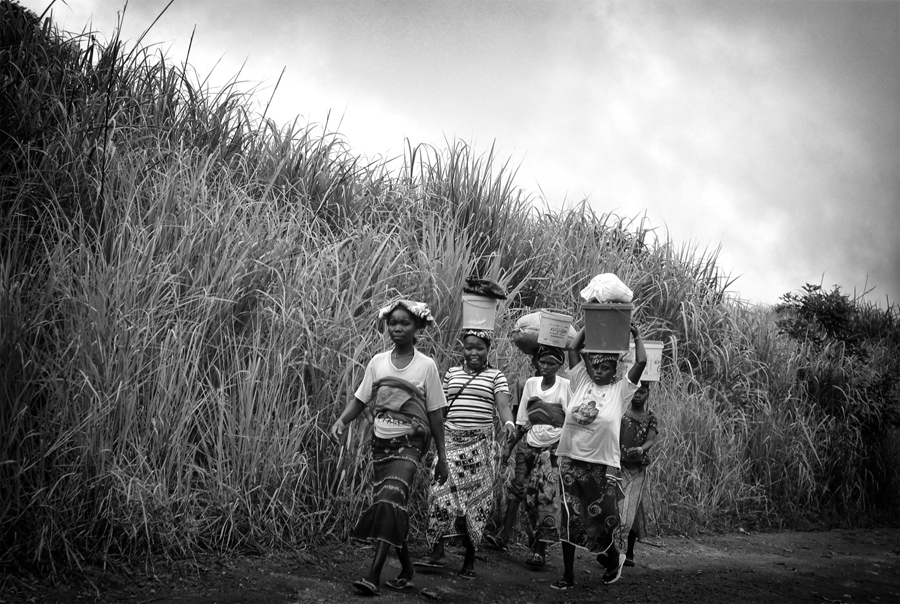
537;311;574;347
620;340;664;381
582;303;633;352
461;294;498;330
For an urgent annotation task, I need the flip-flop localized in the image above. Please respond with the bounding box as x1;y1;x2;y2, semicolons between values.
352;578;380;596
385;577;415;590
413;557;445;568
457;568;477;580
550;578;573;590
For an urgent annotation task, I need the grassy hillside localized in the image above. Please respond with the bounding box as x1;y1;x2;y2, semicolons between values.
1;0;897;570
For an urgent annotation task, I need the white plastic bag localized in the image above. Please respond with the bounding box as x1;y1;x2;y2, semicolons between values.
579;273;633;303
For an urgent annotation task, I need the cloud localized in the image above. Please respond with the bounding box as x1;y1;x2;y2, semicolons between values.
23;0;899;306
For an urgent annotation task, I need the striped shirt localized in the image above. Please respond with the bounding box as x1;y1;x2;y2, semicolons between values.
443;366;510;431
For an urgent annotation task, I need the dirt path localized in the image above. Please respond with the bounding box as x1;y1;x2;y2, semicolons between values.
2;528;897;604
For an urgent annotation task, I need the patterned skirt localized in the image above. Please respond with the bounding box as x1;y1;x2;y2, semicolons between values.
558;457;624;554
426;427;496;547
350;433;425;548
507;441;562;544
616;463;648;550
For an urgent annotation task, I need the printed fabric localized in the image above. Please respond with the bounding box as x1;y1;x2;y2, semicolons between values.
426;427;496;547
556;361;637;467
620;411;658;468
614;463;648;553
506;439;562;544
351;433;425;547
558;457;623;556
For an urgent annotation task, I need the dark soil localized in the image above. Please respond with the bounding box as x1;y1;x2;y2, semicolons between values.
1;528;897;604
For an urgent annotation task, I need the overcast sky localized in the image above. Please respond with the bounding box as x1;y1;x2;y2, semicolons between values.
25;0;900;307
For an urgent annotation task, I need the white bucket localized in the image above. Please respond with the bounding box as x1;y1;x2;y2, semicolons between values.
620;340;664;381
461;294;498;330
537;311;573;347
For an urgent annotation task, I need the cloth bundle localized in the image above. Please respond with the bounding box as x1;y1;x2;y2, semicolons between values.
463;276;507;300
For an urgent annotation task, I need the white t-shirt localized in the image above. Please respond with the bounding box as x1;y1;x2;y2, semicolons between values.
555;361;637;467
515;376;571;448
355;349;447;438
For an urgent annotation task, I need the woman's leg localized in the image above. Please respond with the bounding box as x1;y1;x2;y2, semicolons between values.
365;540;392;585
428;537;446;561
395;542;415;580
561;541;575;584
627;527;638;559
461;532;476;573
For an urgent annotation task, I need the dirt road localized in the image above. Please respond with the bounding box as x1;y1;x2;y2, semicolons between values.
2;528;897;604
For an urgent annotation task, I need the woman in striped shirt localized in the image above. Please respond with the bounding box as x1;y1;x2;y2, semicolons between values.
415;328;516;579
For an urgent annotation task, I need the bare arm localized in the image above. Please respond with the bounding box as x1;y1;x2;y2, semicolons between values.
329;397;367;443
641;427;659;452
626;324;647;385
568;327;586;369
495;391;516;441
428;408;449;484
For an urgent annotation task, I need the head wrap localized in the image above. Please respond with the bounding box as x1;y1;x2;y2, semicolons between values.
587;352;621;365
377;299;434;331
460;328;493;346
536;345;565;365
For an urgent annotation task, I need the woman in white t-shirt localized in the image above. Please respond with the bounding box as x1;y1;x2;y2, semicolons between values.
330;299;449;596
551;323;646;591
488;345;570;569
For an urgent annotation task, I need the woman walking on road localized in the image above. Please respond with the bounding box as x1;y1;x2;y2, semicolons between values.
330;299;449;596
415;328;516;580
551;323;646;590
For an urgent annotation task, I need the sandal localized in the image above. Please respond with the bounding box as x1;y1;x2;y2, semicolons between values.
385;577;415;590
458;568;477;580
351;578;380;596
525;552;545;568
550;578;573;590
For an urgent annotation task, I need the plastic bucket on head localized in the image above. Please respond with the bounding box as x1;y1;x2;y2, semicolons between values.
461;294;498;330
537;311;573;348
582;303;633;353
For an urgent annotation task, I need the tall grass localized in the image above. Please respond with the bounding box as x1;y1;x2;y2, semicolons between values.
1;1;897;572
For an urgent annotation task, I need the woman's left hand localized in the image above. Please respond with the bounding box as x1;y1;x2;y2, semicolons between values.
434;458;449;485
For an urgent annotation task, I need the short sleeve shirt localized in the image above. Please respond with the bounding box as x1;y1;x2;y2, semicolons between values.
443;366;510;430
515;376;572;448
354;350;447;412
556;361;638;467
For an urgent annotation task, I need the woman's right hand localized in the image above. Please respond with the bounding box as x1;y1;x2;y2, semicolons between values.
329;419;346;445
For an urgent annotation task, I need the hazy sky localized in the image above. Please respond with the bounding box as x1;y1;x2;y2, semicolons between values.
24;0;900;307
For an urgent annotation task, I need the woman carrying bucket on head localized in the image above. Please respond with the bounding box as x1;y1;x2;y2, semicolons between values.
416;283;516;580
551;301;647;590
618;380;659;568
488;344;571;569
329;299;449;596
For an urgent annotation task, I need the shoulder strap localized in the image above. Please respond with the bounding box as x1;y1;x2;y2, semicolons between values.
446;371;481;412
